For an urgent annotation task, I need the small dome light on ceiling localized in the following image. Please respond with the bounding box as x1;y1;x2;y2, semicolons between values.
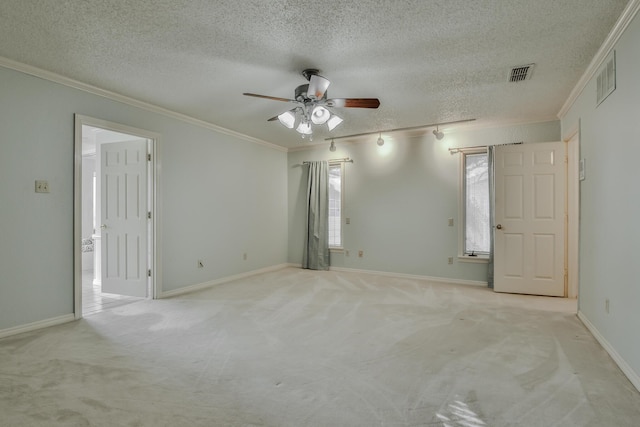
377;133;384;146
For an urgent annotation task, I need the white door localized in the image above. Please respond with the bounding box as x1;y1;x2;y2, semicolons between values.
494;142;566;296
100;140;148;297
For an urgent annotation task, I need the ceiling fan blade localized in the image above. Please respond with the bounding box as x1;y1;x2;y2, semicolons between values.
307;74;330;100
243;92;296;103
326;98;381;108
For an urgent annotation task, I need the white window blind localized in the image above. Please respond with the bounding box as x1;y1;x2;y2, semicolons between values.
464;152;490;254
328;163;342;248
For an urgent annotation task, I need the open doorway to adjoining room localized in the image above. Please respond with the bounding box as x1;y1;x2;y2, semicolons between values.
74;115;159;318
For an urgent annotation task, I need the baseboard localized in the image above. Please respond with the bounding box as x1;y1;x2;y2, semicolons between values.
577;310;640;392
328;266;488;287
0;314;75;340
159;263;291;298
285;263;487;287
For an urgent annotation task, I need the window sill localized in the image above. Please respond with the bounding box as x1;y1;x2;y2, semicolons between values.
458;255;489;264
330;247;344;253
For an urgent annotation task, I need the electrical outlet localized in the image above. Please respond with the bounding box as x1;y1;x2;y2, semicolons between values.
35;180;50;193
605;298;610;314
197;260;204;268
448;257;454;264
243;253;247;261
358;250;363;258
448;218;454;227
345;217;351;224
345;250;350;257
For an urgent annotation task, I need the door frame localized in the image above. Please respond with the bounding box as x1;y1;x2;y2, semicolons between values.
565;125;581;300
73;114;162;319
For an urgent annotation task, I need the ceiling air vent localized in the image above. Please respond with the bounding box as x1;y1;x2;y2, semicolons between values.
508;64;535;82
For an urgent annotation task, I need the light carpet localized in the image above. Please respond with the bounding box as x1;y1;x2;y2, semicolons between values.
1;267;639;426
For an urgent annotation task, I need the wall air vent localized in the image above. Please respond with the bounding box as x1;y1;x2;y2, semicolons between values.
508;64;535;82
597;50;616;106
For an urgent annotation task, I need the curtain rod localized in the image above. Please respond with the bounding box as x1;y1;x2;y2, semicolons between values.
324;118;476;141
448;141;523;155
448;145;488;155
303;157;353;165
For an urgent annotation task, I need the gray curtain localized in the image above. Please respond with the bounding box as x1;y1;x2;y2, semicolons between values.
487;145;496;288
302;161;330;270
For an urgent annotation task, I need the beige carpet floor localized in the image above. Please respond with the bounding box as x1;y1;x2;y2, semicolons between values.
1;267;639;426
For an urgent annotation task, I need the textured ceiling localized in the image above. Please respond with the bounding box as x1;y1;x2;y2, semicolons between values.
0;0;630;148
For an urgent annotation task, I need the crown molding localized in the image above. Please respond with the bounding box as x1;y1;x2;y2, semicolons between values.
558;0;640;118
0;56;287;153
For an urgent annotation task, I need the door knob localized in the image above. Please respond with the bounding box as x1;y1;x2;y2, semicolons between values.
496;224;503;230
100;224;107;229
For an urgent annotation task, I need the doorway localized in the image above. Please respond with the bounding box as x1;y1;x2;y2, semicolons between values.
74;115;159;318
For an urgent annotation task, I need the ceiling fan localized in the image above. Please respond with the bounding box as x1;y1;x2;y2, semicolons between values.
243;69;380;138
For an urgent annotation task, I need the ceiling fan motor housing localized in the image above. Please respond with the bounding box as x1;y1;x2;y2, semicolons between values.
295;84;327;102
295;84;309;101
301;68;320;81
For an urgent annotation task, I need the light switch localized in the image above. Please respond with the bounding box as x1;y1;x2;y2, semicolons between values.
345;217;350;224
448;218;454;226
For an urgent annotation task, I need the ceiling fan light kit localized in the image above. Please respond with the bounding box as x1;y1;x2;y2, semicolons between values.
296;121;312;135
243;69;380;140
327;115;343;131
311;106;331;124
277;110;296;129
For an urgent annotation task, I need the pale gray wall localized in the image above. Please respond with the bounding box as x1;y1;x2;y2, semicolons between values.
0;66;288;330
288;121;560;282
561;11;640;382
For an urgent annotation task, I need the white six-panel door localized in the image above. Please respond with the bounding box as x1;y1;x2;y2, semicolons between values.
494;142;566;296
100;140;148;297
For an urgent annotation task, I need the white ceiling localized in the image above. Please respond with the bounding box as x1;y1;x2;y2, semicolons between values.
0;0;630;149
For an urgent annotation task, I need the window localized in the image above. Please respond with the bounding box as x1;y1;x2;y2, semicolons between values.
328;163;343;248
461;150;490;257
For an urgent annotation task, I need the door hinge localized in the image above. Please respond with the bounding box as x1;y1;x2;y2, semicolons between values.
147;211;152;219
148;269;152;277
147;153;151;161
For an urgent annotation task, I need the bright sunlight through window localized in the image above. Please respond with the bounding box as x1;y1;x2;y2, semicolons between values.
464;152;490;255
328;163;343;248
